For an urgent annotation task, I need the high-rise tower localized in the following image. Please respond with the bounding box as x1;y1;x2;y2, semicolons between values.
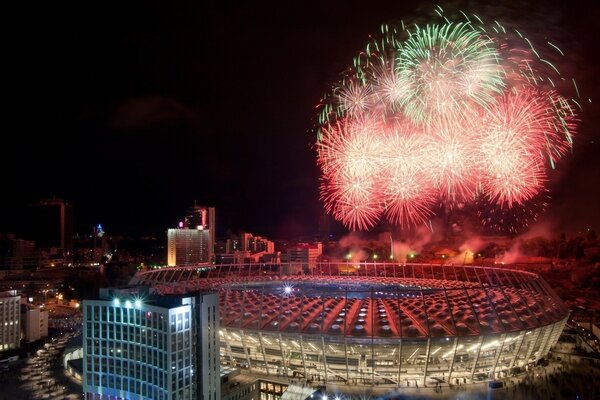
166;203;215;266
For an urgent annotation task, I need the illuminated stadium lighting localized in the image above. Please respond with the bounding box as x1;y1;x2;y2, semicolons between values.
135;299;142;308
284;285;292;294
113;298;120;306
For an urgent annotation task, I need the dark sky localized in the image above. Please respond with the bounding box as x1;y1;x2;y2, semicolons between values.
3;0;600;239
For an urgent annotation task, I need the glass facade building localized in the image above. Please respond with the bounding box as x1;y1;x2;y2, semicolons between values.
83;287;219;400
134;263;569;388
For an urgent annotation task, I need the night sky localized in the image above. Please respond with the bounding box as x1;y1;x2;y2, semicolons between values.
3;0;600;239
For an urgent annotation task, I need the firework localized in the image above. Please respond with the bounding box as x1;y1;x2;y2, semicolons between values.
315;9;579;231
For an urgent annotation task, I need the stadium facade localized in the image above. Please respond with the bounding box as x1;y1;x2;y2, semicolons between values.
133;263;568;388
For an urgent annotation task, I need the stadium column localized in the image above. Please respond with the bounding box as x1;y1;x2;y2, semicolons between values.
222;328;235;365
344;287;350;383
299;335;307;380
278;333;287;376
258;332;270;375
422;337;431;387
492;333;507;379
298;285;308;380
240;329;252;370
469;335;485;382
419;283;431;387
371;286;375;385
523;328;543;367
343;336;350;383
321;336;329;383
396;285;404;386
258;283;270;375
508;331;527;371
446;337;459;385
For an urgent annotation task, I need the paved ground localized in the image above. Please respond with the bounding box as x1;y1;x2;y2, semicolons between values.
0;331;82;400
3;347;598;399
321;361;599;400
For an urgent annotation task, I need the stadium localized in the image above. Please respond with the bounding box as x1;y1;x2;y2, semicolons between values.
132;263;568;387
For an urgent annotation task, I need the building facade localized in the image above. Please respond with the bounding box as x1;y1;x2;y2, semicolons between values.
167;228;211;266
83;288;219;400
185;204;215;261
0;291;21;352
286;244;322;273
21;304;48;342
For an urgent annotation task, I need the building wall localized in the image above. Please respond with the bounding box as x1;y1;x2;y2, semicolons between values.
0;293;20;352
193;292;220;400
83;291;219;400
286;246;322;272
22;306;48;342
167;228;210;266
83;299;178;400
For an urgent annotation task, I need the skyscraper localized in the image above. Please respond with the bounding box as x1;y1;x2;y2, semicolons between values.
167;204;215;266
167;228;210;266
185;203;215;257
83;287;219;400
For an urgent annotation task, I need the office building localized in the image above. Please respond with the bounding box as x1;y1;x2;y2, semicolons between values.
83;287;219;400
0;291;21;352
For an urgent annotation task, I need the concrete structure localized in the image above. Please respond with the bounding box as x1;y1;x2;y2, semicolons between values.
83;287;219;400
21;304;48;342
167;228;211;266
0;291;20;352
134;263;569;390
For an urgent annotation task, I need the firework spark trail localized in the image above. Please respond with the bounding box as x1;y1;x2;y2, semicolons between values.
316;9;579;231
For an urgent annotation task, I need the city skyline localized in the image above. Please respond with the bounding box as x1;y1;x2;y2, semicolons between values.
3;0;599;239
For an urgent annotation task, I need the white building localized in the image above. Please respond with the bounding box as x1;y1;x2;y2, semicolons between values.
0;291;20;352
83;287;219;400
21;304;48;342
